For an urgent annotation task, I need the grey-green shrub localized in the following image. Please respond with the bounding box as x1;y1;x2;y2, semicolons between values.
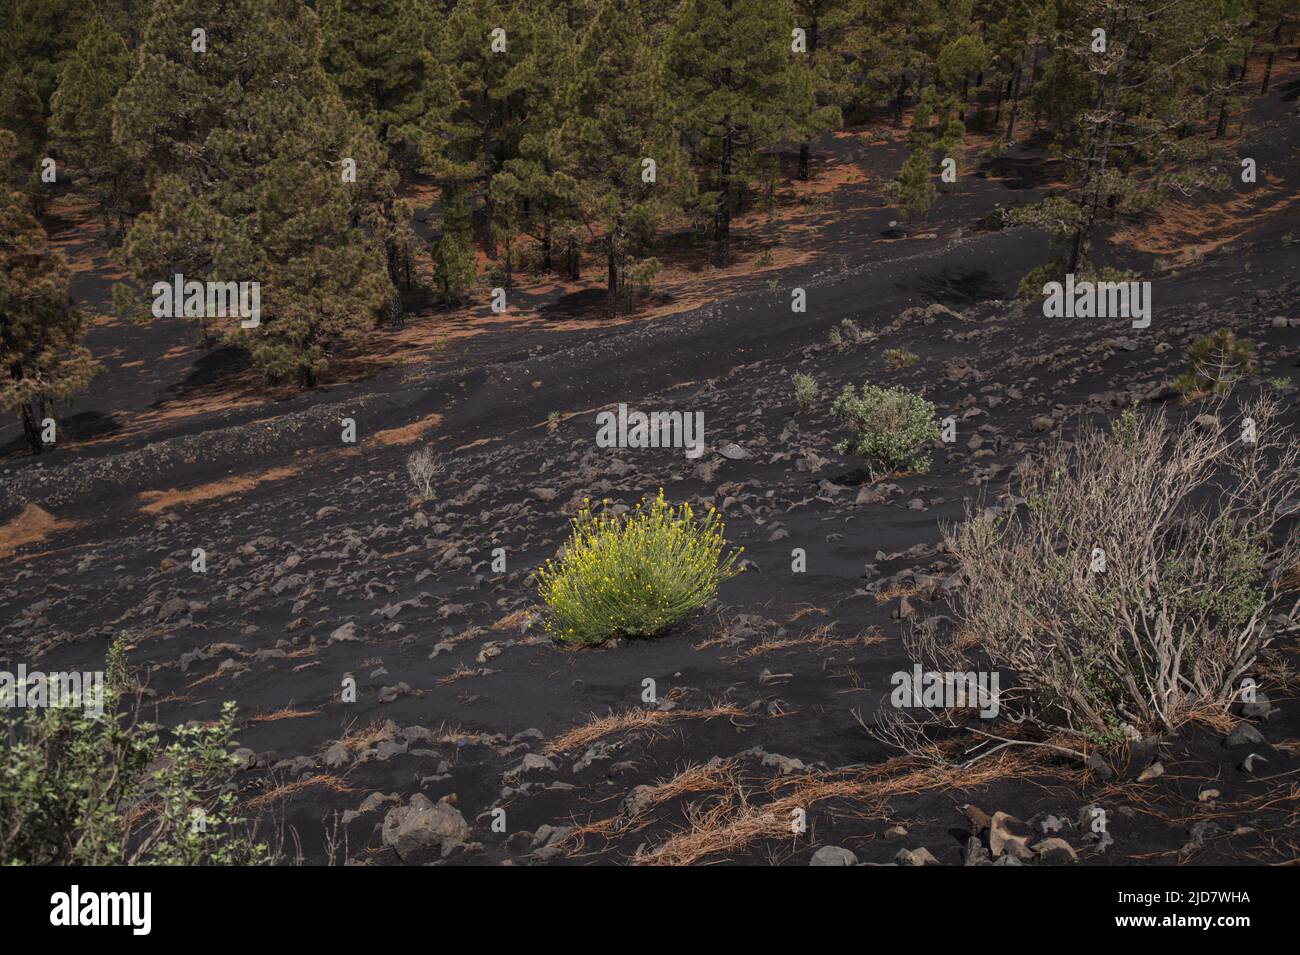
792;372;817;413
0;639;269;865
831;382;940;478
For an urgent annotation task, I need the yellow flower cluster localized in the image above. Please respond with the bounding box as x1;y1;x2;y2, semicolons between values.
537;489;743;646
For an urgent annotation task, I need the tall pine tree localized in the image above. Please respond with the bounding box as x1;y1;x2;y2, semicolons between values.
0;131;98;453
665;0;815;263
113;0;392;386
49;14;143;239
566;0;689;306
1015;0;1240;277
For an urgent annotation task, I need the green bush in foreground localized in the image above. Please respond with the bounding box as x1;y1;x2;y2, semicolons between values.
0;639;268;866
538;491;743;646
831;382;940;479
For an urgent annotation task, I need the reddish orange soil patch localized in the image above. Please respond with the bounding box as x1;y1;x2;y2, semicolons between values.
137;465;300;514
368;413;443;447
132;414;438;517
1113;175;1300;257
0;504;79;560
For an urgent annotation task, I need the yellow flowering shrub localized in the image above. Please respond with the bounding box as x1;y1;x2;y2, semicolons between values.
538;490;743;645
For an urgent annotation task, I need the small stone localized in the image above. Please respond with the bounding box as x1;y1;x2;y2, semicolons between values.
382;794;471;862
895;846;941;866
1241;691;1273;722
989;811;1035;860
963;837;991;866
1136;760;1164;782
1224;723;1265;747
1033;837;1079;864
810;846;858;866
329;621;359;644
323;742;351;768
718;443;749;460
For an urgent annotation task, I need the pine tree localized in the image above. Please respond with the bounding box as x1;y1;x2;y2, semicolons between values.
936;31;991;119
792;0;851;180
49;14;142;239
0;67;47;213
929;84;967;193
0;131;98;453
97;0;154;50
566;0;689;307
850;0;954;127
319;0;445;156
979;0;1041;141
0;0;91;108
895;87;937;219
113;0;392;386
487;0;578;286
1016;0;1241;276
431;179;479;303
664;0;815;263
429;0;520;258
320;0;445;324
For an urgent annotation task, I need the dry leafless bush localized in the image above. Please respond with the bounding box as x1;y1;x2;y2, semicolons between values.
405;445;441;500
927;396;1299;743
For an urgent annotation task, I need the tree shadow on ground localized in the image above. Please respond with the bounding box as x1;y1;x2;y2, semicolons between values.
897;266;1003;307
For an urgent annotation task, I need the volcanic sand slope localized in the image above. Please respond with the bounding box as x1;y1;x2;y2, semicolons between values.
2;83;1300;866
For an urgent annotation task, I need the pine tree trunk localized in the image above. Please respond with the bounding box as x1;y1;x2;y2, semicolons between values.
19;397;49;454
1070;14;1131;275
715;126;733;266
606;236;619;309
1261;24;1280;92
480;85;496;259
893;71;907;127
799;16;819;181
382;200;404;326
1005;62;1022;142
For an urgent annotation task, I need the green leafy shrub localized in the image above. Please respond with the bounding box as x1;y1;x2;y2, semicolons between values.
1175;327;1257;397
537;491;743;646
0;639;268;865
792;372;817;412
623;256;662;304
830;382;940;479
1016;258;1067;301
